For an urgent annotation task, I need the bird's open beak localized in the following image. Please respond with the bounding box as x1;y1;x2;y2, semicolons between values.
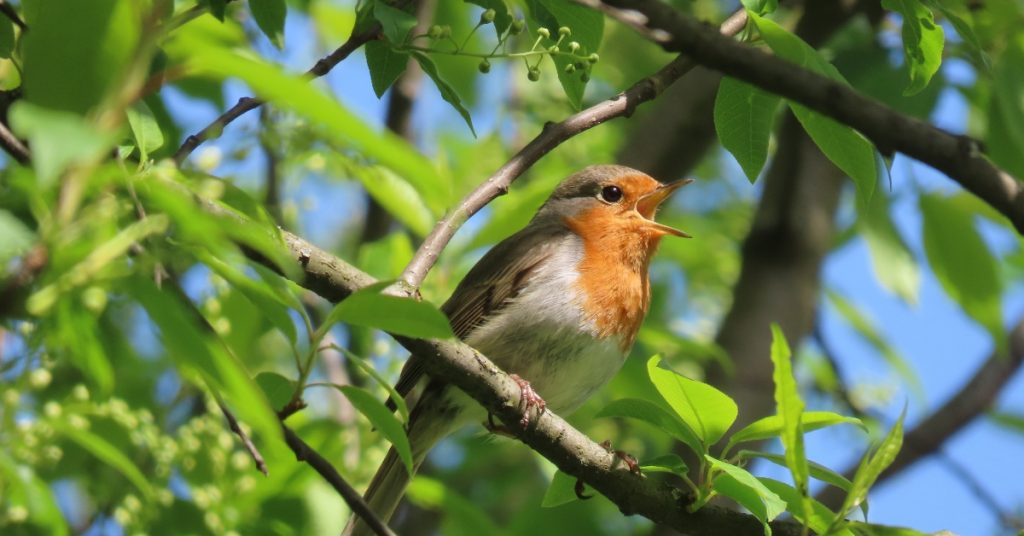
636;178;693;238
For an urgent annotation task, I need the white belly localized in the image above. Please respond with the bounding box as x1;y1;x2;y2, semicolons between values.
463;247;627;415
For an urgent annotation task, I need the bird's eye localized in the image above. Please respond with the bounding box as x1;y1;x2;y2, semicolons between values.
600;185;623;203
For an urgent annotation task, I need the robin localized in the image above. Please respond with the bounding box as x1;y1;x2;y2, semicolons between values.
345;165;690;535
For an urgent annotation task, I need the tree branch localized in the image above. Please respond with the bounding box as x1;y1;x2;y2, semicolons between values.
586;0;1024;235
0;118;30;165
172;25;381;165
396;9;749;289
281;424;396;536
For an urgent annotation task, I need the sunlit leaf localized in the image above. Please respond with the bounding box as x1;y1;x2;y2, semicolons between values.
527;0;603;110
126;101;165;161
9;102;117;187
706;455;786;534
596;397;704;456
759;478;850;535
882;0;945;95
411;51;477;136
639;453;688;475
373;1;416;45
647;356;737;447
324;282;454;340
201;252;299;345
769;324;809;500
335;385;413;475
255;371;296;411
726;411;865;453
741;0;778;15
835;406;906;525
743;451;853;492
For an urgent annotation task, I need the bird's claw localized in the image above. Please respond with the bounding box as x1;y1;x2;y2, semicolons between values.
575;477;591;500
510;374;546;428
600;439;642;476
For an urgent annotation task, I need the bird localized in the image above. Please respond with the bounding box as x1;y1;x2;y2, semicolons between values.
345;165;691;535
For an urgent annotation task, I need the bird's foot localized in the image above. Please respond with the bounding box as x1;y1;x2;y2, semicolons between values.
510;374;546;428
600;439;641;476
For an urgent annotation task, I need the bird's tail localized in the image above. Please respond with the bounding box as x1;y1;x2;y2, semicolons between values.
342;445;426;536
344;388;469;536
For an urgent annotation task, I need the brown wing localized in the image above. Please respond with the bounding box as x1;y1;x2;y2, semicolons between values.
385;224;565;412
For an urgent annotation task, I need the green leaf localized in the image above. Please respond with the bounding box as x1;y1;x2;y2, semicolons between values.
924;0;986;69
127;277;283;460
769;324;809;500
9;102;117;187
340;349;411;423
528;0;603;110
741;0;778;16
751;13;878;204
0;452;67;536
467;0;513;36
646;356;737;447
742;451;853;492
726;411;866;453
126;101;165;161
920;194;1005;351
410;51;476;136
706;455;787;534
205;0;228;20
255;371;296;411
250;0;287;48
857;188;921;304
882;0;945;95
339;385;413;474
826;290;924;402
790;104;877;205
758;478;850;536
27;214;170;316
989;39;1024;179
352;165;435;236
169;29;449;215
365;41;410;98
639;453;689;475
714;77;780;183
596;397;704;456
373;1;416;45
22;0;140;114
0;210;35;265
200;253;299;345
541;470;579;507
325;282;454;340
59;427;154;499
0;16;14;59
835;406;906;526
989;411;1024;434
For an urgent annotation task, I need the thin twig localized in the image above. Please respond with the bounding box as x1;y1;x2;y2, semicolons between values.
281;425;396;536
585;0;1024;234
397;8;749;289
172;25;381;165
217;399;269;476
0;119;30;165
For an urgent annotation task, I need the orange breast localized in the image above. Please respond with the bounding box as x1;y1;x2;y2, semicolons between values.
565;208;662;352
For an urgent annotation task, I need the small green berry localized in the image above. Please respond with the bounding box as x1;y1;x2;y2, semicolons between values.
574;61;586;70
480;8;496;24
568;41;580;52
428;25;443;39
439;25;452;39
479;59;491;73
547;45;559;52
510;20;525;35
580;71;590;82
558;26;571;38
588;53;600;64
527;68;540;82
538;27;551;38
564;63;576;74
